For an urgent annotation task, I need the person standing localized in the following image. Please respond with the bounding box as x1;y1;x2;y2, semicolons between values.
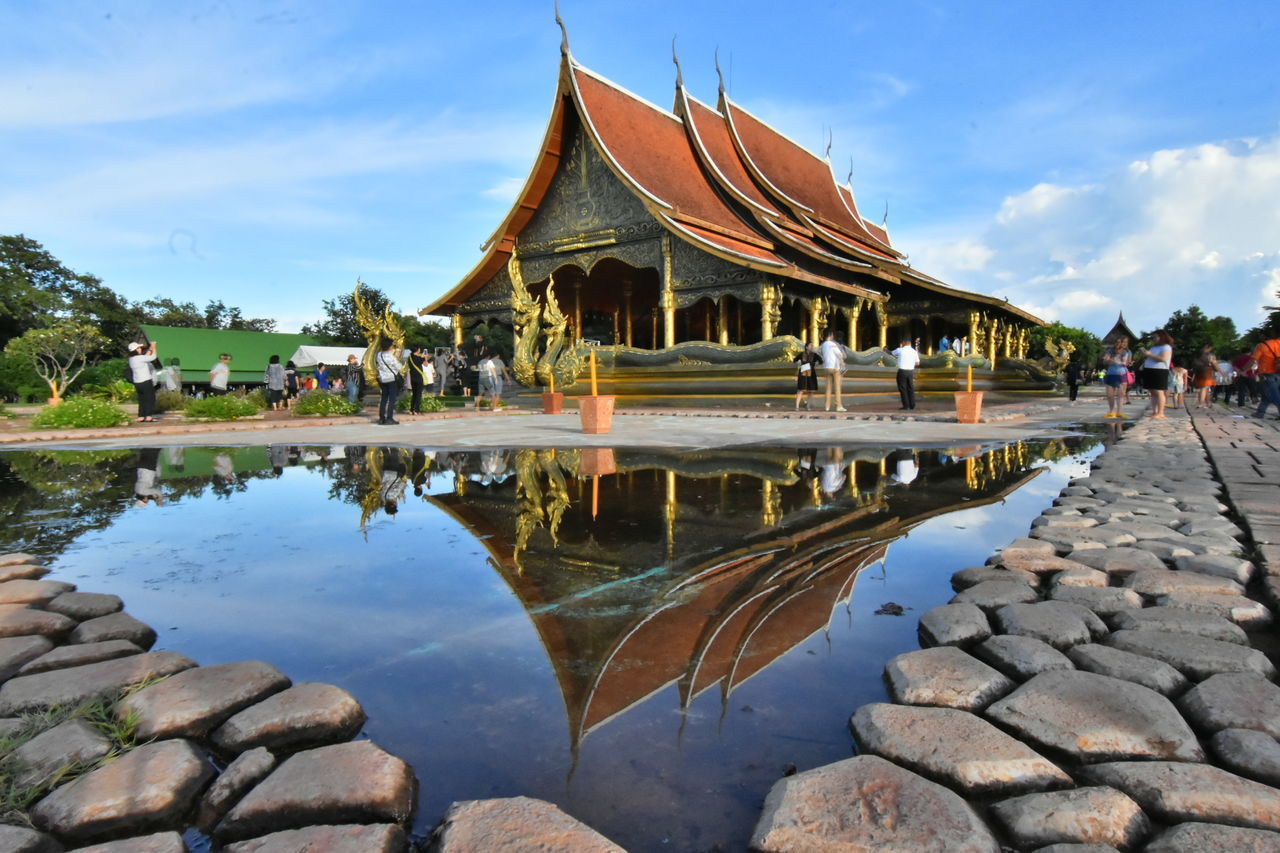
1193;343;1217;410
344;354;363;405
264;355;286;411
376;341;403;425
489;352;511;408
1233;350;1258;407
1251;335;1280;419
1101;336;1132;418
128;341;159;423
794;341;820;410
467;334;488;398
891;337;919;410
1064;357;1083;403
820;330;847;413
209;353;231;396
1141;330;1174;419
407;346;429;414
432;349;450;396
939;334;951;355
315;363;330;391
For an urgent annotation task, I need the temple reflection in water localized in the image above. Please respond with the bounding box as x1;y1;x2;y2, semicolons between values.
350;441;1046;748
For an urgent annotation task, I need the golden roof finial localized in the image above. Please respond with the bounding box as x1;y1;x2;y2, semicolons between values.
671;35;683;89
554;0;570;56
714;46;725;96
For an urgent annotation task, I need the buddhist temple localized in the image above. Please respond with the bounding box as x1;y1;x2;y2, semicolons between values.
1101;312;1139;346
423;37;1053;399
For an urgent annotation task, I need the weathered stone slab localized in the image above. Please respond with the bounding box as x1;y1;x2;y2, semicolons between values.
995;553;1098;576
1051;567;1108;588
1048;585;1143;616
0;579;74;605
47;592;123;622
1111;607;1247;645
429;798;623;853
1106;630;1276;681
995;602;1107;650
9;718;112;788
68;613;156;650
0;608;75;639
1032;527;1137;549
750;755;1000;853
119;660;290;740
1083;761;1280;832
1092;521;1188;542
885;647;1014;711
919;603;991;648
215;741;414;841
197;747;276;833
951;565;1038;591
1068;547;1167;576
1032;514;1099;530
1175;553;1256;585
0;552;40;566
990;786;1148;850
20;640;143;676
986;670;1203;762
65;832;185;853
1212;729;1280;787
0;651;197;715
1124;569;1244;597
1066;644;1190;696
1155;591;1274;629
950;580;1039;611
850;703;1070;795
0;825;62;853
211;682;366;753
1136;540;1196;561
0;635;55;679
225;825;407;853
1144;822;1280;853
31;739;213;841
1179;673;1280;738
995;537;1057;561
0;563;50;583
975;635;1074;681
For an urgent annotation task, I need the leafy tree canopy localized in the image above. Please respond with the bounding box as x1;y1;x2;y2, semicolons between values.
1146;305;1242;361
4;320;108;400
1242;291;1280;348
302;285;452;352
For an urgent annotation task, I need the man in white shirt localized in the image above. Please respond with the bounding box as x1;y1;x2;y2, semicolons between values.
891;338;920;410
819;330;847;412
208;353;231;396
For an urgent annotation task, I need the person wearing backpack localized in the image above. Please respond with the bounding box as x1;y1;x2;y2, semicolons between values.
1251;336;1280;419
376;341;404;425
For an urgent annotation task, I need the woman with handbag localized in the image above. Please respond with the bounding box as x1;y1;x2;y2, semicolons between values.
1101;336;1132;418
794;342;820;410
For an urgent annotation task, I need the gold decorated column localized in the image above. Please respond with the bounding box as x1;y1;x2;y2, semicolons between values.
877;305;888;349
452;313;463;348
760;284;779;341
573;282;583;341
718;296;730;345
987;318;999;365
623;285;634;347
968;311;980;356
661;235;676;348
848;302;861;351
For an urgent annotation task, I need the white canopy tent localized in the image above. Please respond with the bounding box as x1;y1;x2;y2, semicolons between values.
288;345;366;370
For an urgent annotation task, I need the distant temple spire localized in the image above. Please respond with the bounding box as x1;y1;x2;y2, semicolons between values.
1102;311;1137;345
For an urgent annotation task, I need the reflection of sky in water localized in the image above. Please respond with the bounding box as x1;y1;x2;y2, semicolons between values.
0;439;1099;853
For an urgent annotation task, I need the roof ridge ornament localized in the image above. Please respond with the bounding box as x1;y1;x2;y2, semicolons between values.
846;158;854;187
714;46;725;97
824;128;833;162
672;35;683;89
555;0;570;57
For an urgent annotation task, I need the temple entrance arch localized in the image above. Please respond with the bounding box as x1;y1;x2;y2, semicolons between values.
535;257;660;348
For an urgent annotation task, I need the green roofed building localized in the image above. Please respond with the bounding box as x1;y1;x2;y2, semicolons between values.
140;325;319;387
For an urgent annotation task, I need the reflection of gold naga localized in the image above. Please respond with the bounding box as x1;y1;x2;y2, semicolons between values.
513;449;574;569
355;279;406;385
510;257;541;387
358;446;386;530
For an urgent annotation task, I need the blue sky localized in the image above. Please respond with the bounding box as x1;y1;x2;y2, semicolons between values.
2;1;1277;339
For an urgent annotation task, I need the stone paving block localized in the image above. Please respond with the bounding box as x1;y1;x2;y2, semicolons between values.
9;718;112;788
884;647;1014;711
47;592;123;622
992;552;1096;576
950;579;1039;612
974;634;1074;682
1067;547;1167;576
1124;569;1244;597
1142;822;1280;853
995;601;1107;650
215;741;414;842
986;670;1203;763
1106;630;1276;681
1027;844;1122;853
31;739;213;842
1175;553;1256;585
0;608;76;639
918;603;991;648
119;660;291;740
1047;585;1143;617
989;786;1148;850
1154;591;1273;629
65;832;185;853
224;825;407;853
750;755;999;853
211;682;366;753
1111;606;1247;644
1212;728;1280;787
0;635;55;680
20;640;143;676
1066;643;1190;697
0;651;197;715
0;563;51;583
1134;540;1196;561
850;702;1070;795
1178;673;1280;738
0;552;40;566
951;565;1038;591
1050;567;1108;588
428;798;624;853
0;825;62;853
197;747;277;833
68;613;156;650
0;579;75;605
1083;761;1280;832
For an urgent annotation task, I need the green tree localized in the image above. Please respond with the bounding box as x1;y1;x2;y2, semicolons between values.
302;286;393;345
1028;322;1102;368
0;235;106;347
1241;291;1280;349
4;320;108;401
401;314;452;352
1158;305;1240;356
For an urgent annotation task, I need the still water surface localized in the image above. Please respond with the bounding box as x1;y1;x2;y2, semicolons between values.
0;437;1100;851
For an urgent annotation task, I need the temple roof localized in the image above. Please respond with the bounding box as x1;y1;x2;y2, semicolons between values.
1102;312;1138;344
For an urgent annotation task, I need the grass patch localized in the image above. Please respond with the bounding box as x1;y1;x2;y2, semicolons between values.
184;395;261;421
29;397;129;430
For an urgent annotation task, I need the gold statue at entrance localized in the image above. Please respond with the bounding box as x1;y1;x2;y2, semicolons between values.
355;279;406;385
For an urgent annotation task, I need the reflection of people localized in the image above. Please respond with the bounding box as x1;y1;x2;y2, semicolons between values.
890;450;919;485
134;448;164;506
212;453;235;484
268;444;288;476
376;342;403;425
819;447;845;496
128;341;159;423
380;448;407;514
820;330;847;412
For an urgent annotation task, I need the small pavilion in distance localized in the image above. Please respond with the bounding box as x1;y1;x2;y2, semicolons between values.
424;34;1052;400
1102;312;1139;347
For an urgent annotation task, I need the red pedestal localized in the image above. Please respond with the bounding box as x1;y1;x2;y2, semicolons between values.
578;395;616;434
954;391;984;424
542;392;564;414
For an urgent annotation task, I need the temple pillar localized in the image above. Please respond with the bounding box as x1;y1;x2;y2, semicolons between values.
612;308;620;345
760;284;779;341
986;318;999;366
651;309;659;349
704;301;713;341
451;313;463;348
623;285;633;347
877;314;888;349
847;304;861;351
573;282;583;341
718;296;730;345
661;235;676;348
968;312;980;357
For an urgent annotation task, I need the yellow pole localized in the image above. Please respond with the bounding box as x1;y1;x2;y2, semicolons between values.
590;349;598;396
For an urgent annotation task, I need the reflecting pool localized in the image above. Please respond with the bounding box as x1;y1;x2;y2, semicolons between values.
0;436;1100;852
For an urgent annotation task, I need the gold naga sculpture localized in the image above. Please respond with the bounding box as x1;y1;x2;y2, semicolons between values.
354;278;407;385
1040;337;1076;372
509;256;589;390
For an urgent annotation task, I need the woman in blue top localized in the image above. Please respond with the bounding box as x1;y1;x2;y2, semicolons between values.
1141;330;1174;419
1101;336;1132;419
315;363;330;391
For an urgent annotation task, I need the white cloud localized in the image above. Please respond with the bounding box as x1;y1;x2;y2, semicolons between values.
904;135;1280;334
482;177;525;202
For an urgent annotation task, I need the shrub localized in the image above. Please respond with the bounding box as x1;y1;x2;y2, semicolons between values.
292;390;359;416
184;396;260;421
395;394;447;413
236;388;268;408
30;397;129;430
153;389;186;413
81;379;137;403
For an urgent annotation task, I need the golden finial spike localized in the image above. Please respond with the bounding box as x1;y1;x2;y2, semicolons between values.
714;46;725;96
554;0;570;56
671;35;683;89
